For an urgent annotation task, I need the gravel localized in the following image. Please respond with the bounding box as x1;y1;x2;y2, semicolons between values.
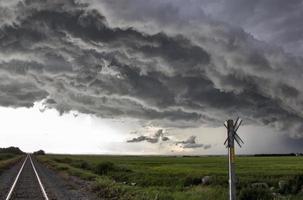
31;157;100;200
11;157;45;200
0;158;24;199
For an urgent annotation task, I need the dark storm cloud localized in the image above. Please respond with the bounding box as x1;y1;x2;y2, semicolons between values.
127;129;169;143
95;0;303;138
176;136;211;149
198;0;303;56
0;0;207;121
0;0;303;138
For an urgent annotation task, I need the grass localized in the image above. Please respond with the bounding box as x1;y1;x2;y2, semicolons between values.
0;153;23;174
37;155;303;200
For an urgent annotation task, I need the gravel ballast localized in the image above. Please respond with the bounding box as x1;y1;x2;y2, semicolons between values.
0;156;99;200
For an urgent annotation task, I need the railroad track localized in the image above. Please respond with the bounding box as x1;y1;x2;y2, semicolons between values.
5;154;49;200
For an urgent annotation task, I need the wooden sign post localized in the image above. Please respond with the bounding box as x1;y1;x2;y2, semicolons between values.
224;118;243;200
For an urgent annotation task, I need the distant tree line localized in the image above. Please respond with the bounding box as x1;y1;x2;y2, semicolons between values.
33;150;45;155
254;153;302;157
0;147;24;154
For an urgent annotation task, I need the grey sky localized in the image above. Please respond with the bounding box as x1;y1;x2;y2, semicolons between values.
0;0;302;154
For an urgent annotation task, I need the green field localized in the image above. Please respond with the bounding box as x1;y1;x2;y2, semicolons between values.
38;155;303;200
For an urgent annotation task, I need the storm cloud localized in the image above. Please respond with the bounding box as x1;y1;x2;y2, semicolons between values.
127;129;169;143
0;0;303;139
200;0;303;56
176;136;211;149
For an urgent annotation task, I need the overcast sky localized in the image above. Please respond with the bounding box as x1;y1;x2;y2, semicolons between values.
0;0;302;154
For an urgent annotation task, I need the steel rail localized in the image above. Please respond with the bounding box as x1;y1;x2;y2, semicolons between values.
29;155;49;200
5;155;28;200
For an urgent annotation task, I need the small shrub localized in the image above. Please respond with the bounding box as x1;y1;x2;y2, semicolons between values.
92;179;126;199
278;175;303;195
79;160;91;170
72;160;91;170
118;165;132;173
289;175;303;194
183;176;202;187
94;162;115;175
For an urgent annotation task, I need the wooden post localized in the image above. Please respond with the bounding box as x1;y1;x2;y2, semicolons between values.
227;119;236;200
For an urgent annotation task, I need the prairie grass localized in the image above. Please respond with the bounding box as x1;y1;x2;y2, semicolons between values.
38;155;303;200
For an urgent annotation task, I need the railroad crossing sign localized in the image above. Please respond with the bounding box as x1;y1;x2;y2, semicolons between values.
224;118;243;200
